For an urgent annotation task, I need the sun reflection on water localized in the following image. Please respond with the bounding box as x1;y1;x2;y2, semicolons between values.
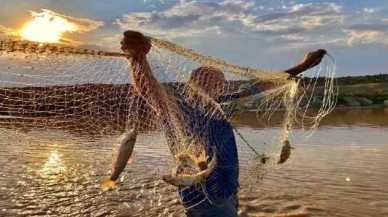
39;151;67;177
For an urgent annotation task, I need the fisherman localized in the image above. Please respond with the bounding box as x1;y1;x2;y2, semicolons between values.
120;30;325;217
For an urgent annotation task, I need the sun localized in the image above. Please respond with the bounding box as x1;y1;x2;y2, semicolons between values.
20;10;77;43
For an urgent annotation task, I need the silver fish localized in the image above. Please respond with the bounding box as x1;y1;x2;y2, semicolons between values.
100;129;137;190
162;151;217;188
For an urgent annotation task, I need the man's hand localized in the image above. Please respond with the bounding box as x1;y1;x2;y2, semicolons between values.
121;30;151;56
285;49;327;76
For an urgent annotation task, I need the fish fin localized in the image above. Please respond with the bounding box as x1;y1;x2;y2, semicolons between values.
162;151;218;188
161;174;190;188
127;157;133;164
100;178;116;191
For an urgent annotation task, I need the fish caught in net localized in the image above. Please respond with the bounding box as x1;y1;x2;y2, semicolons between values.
0;31;337;215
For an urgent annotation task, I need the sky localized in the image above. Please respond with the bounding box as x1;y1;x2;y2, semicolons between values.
0;0;387;76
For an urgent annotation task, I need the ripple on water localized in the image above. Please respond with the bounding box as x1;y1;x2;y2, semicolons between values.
1;109;388;216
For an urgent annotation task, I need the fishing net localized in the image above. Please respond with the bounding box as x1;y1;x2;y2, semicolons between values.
0;36;337;216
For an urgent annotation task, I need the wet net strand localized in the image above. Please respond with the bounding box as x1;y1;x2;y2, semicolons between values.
0;36;337;212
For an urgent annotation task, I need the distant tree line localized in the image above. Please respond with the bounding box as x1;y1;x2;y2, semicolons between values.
303;73;388;86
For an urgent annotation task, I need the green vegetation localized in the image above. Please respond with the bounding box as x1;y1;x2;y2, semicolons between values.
305;74;388;107
362;92;388;104
304;73;388;86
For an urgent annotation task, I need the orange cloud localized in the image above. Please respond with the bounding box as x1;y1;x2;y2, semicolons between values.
34;9;103;33
0;24;19;38
1;9;103;44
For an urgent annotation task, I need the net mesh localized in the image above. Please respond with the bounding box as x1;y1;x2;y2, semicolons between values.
0;36;337;215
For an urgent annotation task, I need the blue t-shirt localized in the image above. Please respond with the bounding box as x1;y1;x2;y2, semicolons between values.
163;93;241;206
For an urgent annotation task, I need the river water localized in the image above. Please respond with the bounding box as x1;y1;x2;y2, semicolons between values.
0;108;387;217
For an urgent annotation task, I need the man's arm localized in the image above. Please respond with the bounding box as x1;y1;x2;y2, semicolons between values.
122;31;187;151
221;49;327;101
121;30;170;115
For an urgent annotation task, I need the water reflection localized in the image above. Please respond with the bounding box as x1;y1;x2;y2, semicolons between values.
39;151;67;177
0;108;387;217
0;108;387;138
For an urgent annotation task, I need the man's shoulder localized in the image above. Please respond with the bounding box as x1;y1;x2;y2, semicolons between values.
174;96;234;123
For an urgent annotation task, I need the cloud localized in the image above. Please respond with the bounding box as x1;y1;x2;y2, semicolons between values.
0;24;18;38
116;1;344;43
1;9;103;38
363;8;376;14
239;2;388;48
348;22;388;32
344;20;388;45
251;2;341;23
116;0;256;38
116;0;388;50
34;9;103;33
0;9;103;44
279;18;388;50
244;2;344;35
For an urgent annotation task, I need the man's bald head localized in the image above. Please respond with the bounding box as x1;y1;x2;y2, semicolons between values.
188;66;225;99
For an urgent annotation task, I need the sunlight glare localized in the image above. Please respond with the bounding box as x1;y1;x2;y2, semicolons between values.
20;10;77;43
39;151;67;177
48;152;60;164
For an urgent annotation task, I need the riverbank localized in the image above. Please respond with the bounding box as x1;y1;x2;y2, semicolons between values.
1;74;387;117
310;74;388;108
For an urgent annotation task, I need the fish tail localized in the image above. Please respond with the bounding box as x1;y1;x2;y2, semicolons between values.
100;178;116;191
